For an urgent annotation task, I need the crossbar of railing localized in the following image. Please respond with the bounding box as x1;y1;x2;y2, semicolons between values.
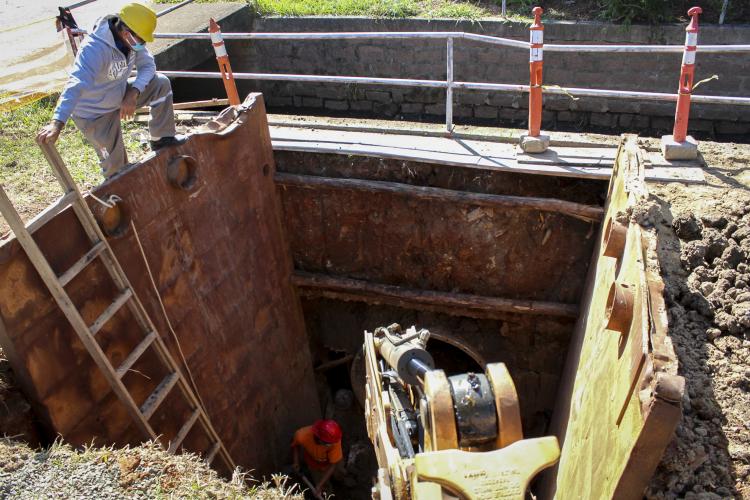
161;70;447;88
544;43;750;53
149;31;750;54
161;70;750;107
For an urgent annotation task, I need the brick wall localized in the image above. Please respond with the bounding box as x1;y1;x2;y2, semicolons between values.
174;14;750;138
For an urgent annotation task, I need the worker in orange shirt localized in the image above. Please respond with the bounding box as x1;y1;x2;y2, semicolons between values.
292;419;343;496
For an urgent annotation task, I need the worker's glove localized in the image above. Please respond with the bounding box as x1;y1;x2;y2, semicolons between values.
36;120;64;144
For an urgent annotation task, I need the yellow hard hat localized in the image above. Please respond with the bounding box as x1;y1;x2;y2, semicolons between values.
119;3;157;43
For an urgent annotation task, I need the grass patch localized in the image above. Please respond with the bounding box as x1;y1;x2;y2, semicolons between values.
0;438;304;498
0;96;150;235
251;0;496;19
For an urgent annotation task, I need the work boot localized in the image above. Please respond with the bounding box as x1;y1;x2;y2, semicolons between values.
150;135;187;151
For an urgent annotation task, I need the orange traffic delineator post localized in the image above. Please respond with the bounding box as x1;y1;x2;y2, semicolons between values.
528;6;544;138
661;7;701;160
209;18;241;106
673;7;701;143
519;7;549;153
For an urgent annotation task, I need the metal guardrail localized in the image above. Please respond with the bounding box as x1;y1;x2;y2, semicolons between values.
70;9;750;149
151;31;750;53
151;23;750;137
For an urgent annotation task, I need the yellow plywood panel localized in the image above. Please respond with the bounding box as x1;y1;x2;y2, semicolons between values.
545;136;684;500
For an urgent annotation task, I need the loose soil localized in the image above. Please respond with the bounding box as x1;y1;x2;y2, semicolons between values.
636;139;750;499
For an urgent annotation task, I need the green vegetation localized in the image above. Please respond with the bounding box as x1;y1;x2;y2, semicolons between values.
0;96;148;234
164;0;747;24
250;0;489;19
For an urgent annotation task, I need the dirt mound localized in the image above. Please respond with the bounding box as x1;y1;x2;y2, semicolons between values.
642;139;750;499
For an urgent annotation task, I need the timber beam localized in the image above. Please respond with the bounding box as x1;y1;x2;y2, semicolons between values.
292;271;579;319
275;173;604;223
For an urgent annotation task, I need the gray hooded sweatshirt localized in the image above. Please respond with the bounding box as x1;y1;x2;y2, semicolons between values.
53;15;155;123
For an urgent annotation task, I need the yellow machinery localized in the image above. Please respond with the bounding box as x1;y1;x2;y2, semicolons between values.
364;324;560;499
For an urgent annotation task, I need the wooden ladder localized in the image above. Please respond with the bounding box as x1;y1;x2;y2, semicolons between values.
0;142;235;471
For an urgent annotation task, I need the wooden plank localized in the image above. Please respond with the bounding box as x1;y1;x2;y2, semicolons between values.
140;371;180;420
275;173;604;222
168;409;200;454
270;126;705;184
116;331;158;379
58;241;106;287
0;184;156;440
292;271;579;318
271;126;614;180
89;288;133;336
136;98;229;114
26;191;77;234
517;147;617;167
645;166;705;184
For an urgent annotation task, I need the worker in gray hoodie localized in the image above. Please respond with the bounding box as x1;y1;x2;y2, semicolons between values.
37;3;184;178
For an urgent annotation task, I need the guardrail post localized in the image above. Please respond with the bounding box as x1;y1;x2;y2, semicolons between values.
662;7;701;161
209;18;241;106
520;7;549;153
446;36;454;133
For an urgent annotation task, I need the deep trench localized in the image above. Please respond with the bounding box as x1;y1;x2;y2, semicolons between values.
267;138;608;497
8;82;610;498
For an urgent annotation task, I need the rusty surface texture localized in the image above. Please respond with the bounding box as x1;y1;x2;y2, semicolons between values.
0;94;318;474
544;135;683;499
275;151;606;305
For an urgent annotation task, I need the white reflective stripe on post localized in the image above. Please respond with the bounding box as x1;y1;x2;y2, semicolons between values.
531;48;543;62
530;30;543;44
214;44;228;57
686;32;698;46
210;31;227;57
683;50;696;65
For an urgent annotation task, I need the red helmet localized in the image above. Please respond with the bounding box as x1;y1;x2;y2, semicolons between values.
312;419;342;444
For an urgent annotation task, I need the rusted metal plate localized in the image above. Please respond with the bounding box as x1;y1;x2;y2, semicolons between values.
544;135;683;499
0;94;318;474
275;153;602;304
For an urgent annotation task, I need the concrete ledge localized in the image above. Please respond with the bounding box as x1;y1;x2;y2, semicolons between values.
151;2;252;70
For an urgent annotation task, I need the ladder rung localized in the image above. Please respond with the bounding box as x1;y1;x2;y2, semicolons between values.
205;442;221;465
140;372;180;420
26;191;77;234
116;331;158;379
89;288;133;336
168;409;201;454
59;241;106;287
